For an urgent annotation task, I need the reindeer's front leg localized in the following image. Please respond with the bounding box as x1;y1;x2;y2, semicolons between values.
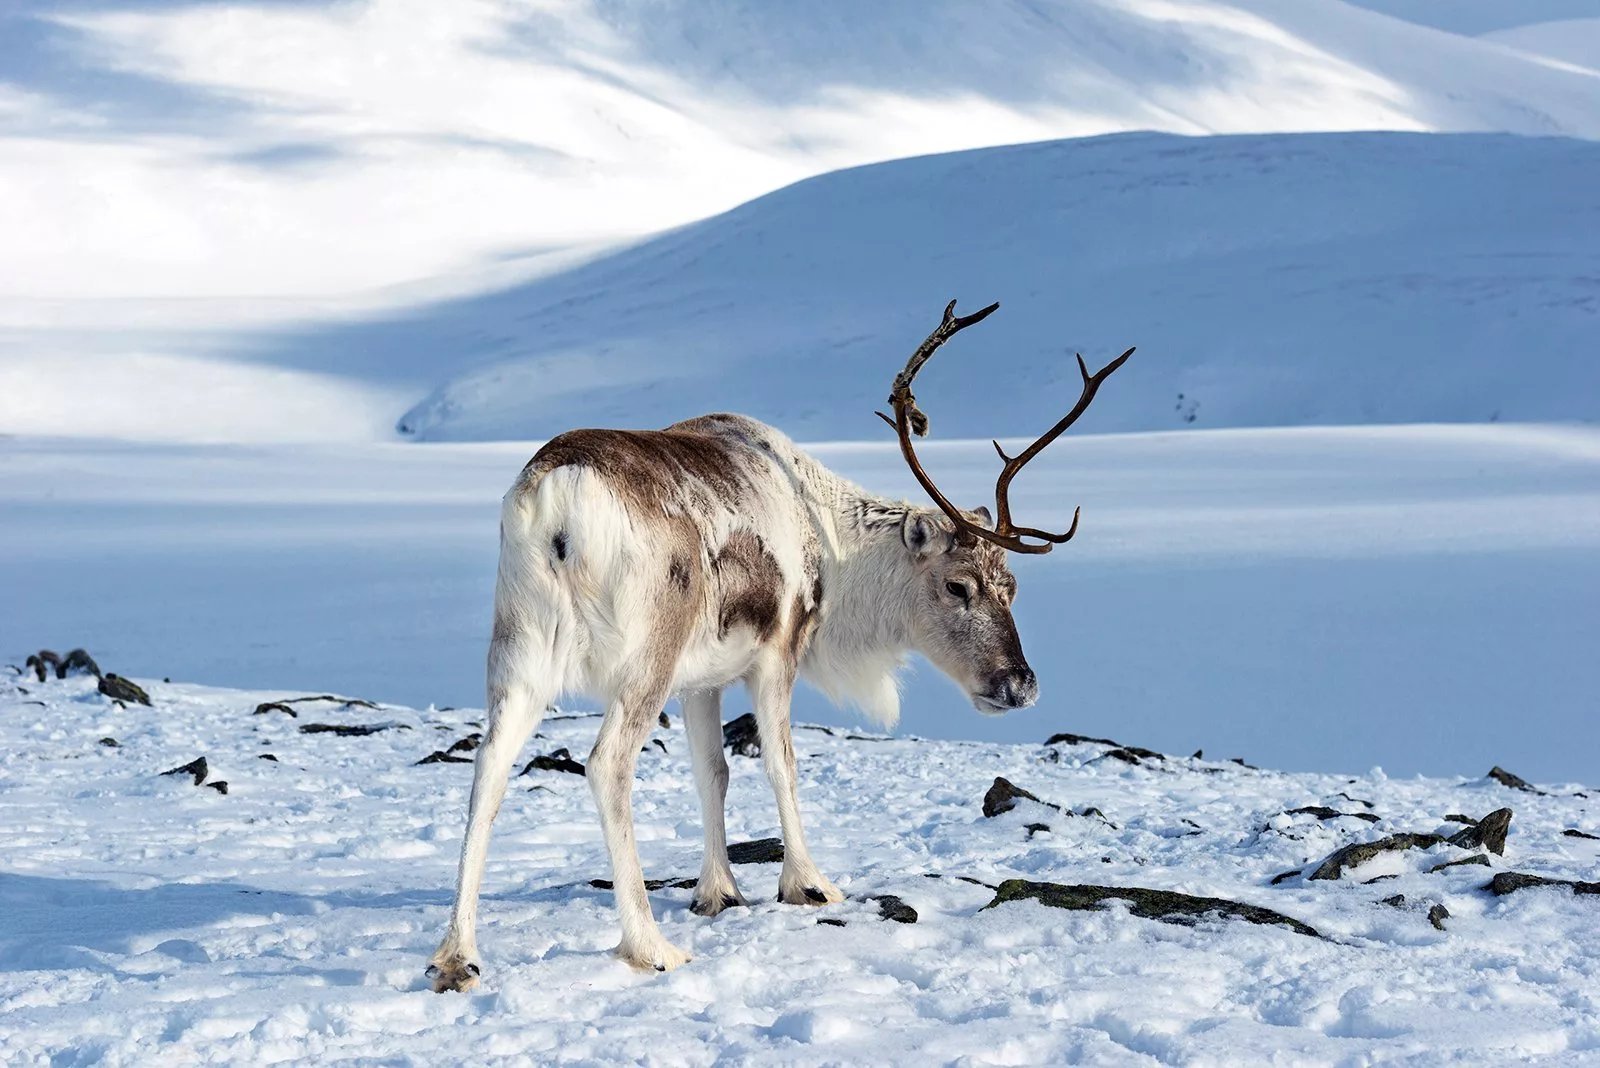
682;688;748;916
749;663;843;906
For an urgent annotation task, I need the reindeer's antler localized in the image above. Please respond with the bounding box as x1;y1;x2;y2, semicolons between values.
876;299;1133;555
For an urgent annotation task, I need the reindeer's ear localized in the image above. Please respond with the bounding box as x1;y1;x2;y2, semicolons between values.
970;505;993;527
901;512;950;556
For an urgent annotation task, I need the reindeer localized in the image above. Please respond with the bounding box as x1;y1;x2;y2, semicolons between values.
427;300;1132;990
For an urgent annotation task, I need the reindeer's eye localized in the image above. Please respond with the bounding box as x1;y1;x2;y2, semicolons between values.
946;581;971;603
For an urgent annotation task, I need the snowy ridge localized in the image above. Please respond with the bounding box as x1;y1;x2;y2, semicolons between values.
2;673;1597;1063
389;131;1600;442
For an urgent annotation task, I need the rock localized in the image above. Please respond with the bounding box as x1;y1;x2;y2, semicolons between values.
1562;829;1600;841
1024;822;1050;838
1044;731;1122;748
1483;872;1600;897
446;733;482;754
727;838;784;864
646;738;668;755
1487;766;1544;795
98;737;120;747
253;702;297;718
983;879;1320;938
982;776;1048;818
1428;904;1450;930
161;756;208;786
1287;805;1381;824
1308;833;1447;881
99;674;151;706
258;754;278;762
1428;853;1490;873
519;748;586;776
1103;748;1145;765
1191;749;1203;759
818;917;848;927
872;895;918;923
416;750;472;765
658;710;670;729
25;651;61;682
59;649;102;679
1337;793;1375;809
589;877;696;891
1362;874;1400;884
299;722;399;737
723;713;761;757
1447;808;1512;855
1443;813;1478;826
1269;869;1302;885
1231;757;1258;769
1380;894;1407;907
206;781;229;795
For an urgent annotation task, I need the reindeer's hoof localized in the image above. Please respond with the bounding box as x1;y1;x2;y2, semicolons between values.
426;957;481;993
690;890;748;917
778;875;845;907
617;938;691;973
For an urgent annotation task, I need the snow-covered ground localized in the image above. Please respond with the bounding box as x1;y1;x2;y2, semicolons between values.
2;672;1596;1064
5;422;1597;783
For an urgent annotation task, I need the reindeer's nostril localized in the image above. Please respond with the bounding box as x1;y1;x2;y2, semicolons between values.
988;667;1038;708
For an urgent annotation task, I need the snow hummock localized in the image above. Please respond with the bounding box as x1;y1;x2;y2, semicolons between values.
1;673;1596;1062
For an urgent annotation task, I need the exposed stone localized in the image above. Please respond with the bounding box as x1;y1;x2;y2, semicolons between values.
1487;766;1544;795
1429;853;1490;873
982;776;1049;818
206;781;229;795
818;917;847;927
1287;805;1381;824
872;895;918;924
1337;793;1375;809
1483;872;1600;897
1380;894;1407;907
1025;822;1050;838
447;733;482;754
416;750;472;765
727;838;784;864
658;710;670;729
1447;808;1512;855
1044;731;1121;748
723;712;761;757
161;756;208;786
983;879;1320;938
98;737;120;747
1269;869;1302;886
1443;814;1477;826
99;674;151;706
253;702;297;718
59;649;102;679
1231;757;1259;769
1428;904;1450;930
589;877;697;891
1308;833;1446;881
258;754;278;762
519;748;586;776
299;722;399;737
25;651;60;682
1562;829;1600;841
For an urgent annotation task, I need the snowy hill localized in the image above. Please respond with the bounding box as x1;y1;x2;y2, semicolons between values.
2;673;1596;1062
384;131;1600;442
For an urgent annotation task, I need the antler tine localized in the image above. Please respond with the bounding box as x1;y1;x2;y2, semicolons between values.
879;300;1132;555
991;346;1136;543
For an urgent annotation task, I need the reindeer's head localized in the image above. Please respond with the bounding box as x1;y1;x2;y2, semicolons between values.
879;299;1133;716
901;507;1035;714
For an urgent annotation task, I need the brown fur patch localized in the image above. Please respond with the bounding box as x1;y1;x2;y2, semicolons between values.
524;427;751;516
713;529;783;640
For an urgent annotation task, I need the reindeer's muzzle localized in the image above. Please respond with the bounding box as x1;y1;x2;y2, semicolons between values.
976;666;1038;712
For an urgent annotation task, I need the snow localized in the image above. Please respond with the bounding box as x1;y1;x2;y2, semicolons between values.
5;422;1598;783
1483;19;1600;73
2;672;1596;1064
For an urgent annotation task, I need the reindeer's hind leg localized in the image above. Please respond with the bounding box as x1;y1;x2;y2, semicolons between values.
429;633;552;992
682;688;747;916
590;667;691;972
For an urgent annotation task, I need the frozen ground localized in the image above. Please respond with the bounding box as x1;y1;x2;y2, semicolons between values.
1;672;1596;1064
4;422;1597;783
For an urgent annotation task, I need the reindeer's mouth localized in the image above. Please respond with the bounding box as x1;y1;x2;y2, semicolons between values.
972;692;1012;715
973;668;1038;714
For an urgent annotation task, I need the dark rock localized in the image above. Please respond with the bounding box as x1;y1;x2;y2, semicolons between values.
99;674;151;706
253;702;297;718
872;895;918;923
658;710;670;729
589;877;697;891
1025;822;1050;838
519;748;586;776
1443;813;1478;826
1447;808;1512;855
1487;766;1544;795
983;879;1320;938
206;781;229;795
1191;749;1203;759
1429;853;1490;873
258;754;278;762
161;756;208;786
26;651;60;682
299;722;397;737
1337;793;1375;809
417;750;472;765
921;873;998;890
1484;872;1600;897
1231;757;1258;769
1269;869;1302;885
646;738;667;755
982;776;1047;818
1287;806;1381;824
1308;833;1447;881
723;712;761;757
1562;829;1600;841
1380;894;1407;907
59;649;102;679
1428;904;1450;930
446;733;482;754
1044;731;1123;748
1363;874;1400;884
818;917;848;927
1103;748;1144;765
727;838;784;864
98;737;120;747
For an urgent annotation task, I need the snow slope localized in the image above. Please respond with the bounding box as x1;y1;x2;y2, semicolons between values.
1484;19;1600;73
1;673;1596;1064
5;423;1598;783
4;0;1600;442
383;131;1600;442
